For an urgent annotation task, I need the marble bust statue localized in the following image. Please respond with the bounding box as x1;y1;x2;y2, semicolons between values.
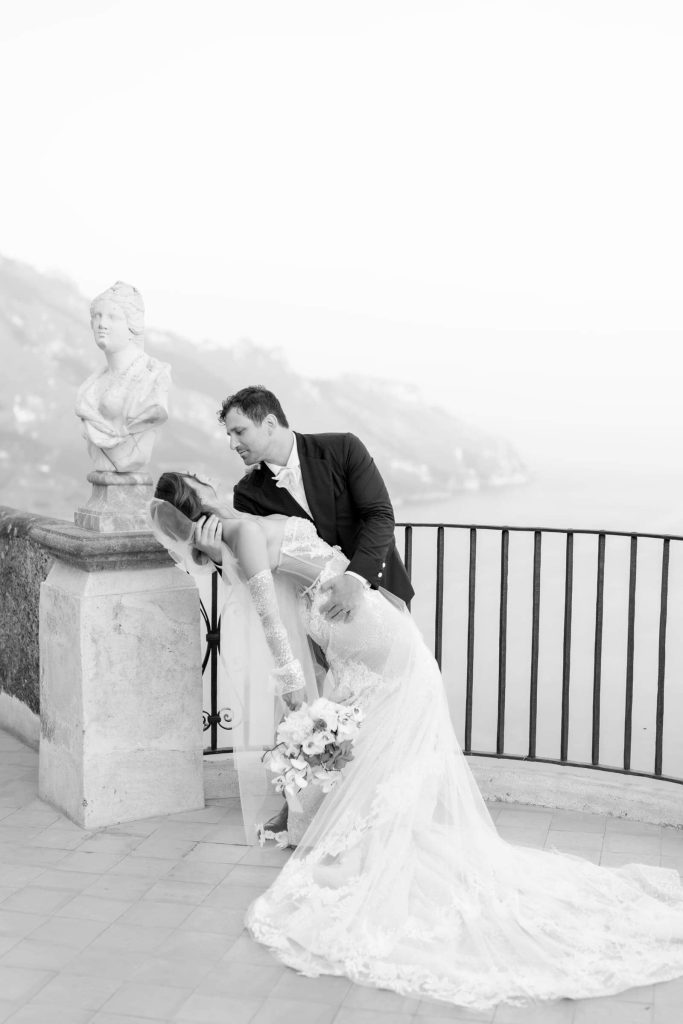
75;282;171;473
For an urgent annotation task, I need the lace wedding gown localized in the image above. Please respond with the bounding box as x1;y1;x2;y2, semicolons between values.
246;518;683;1009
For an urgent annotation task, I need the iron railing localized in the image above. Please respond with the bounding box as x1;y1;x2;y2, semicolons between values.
399;522;683;786
201;572;233;754
202;521;683;787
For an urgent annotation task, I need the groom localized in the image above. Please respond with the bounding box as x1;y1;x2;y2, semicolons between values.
220;385;414;619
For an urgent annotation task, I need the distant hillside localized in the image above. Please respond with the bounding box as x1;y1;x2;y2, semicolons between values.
0;255;527;520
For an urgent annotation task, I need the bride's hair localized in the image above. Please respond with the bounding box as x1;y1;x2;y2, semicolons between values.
154;472;207;521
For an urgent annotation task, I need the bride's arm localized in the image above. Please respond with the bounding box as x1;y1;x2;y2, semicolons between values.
193;514;286;579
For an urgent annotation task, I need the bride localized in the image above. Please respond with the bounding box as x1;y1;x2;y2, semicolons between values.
150;470;683;1010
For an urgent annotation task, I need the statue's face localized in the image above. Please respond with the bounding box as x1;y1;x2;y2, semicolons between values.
91;299;131;353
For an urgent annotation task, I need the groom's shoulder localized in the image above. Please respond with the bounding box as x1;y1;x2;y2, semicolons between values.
233;463;264;495
297;431;362;455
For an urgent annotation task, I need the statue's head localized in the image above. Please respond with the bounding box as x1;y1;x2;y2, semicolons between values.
90;281;145;354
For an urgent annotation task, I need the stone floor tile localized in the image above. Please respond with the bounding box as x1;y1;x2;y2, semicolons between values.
0;888;15;904
5;1006;95;1024
101;981;194;1019
109;855;175;879
222;864;281;887
660;832;683;853
1;846;69;868
208;882;267;912
333;1009;414;1024
172;992;261;1024
30;972;122;1010
573;996;653;1022
620;985;655;1003
238;845;292;868
56;851;127;875
167;805;233;825
183;842;244;865
545;830;605;851
142;879;216;905
36;915;111;950
602;834;661;856
416;999;496;1021
167;860;235;885
86;923;174;955
550;811;607;834
77;834;146;856
0;1001;18;1024
28;828;89;851
654;1006;683;1024
92;1015;169;1024
0;867;44;890
102;818;169;838
0;808;62;829
0;827;45;846
221;933;282;967
604;818;663;837
493;1000;575;1022
178;906;246;937
130;954;213;989
0;937;21;957
32;869;97;892
495;809;554;828
82;874;155;902
250;997;338;1024
0;938;80;971
496;829;547;850
653;974;683;1004
658;856;683;875
1;886;74;916
600;852;660;869
201;961;284;998
0;912;46;941
61;948;146;981
0;966;54;1002
57;894;134;923
155;929;236;963
117;900;194;929
200;826;248;845
129;836;197;860
342;983;421;1014
145;821;216;842
268;970;352;1005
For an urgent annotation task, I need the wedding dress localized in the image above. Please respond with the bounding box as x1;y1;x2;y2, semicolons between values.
246;517;683;1009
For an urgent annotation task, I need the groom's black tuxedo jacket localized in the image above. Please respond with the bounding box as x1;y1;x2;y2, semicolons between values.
233;431;414;604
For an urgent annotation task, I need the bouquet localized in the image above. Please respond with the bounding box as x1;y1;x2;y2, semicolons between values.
262;698;363;810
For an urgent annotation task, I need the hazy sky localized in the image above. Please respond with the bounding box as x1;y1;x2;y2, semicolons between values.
1;0;681;468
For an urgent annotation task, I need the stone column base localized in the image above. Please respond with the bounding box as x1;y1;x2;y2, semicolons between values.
38;536;204;828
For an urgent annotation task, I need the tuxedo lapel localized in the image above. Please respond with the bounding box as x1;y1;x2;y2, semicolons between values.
254;462;313;520
297;434;336;541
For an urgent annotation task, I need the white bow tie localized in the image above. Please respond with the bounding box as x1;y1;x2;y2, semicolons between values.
273;466;299;490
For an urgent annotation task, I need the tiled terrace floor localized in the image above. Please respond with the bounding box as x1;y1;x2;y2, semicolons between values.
1;729;683;1024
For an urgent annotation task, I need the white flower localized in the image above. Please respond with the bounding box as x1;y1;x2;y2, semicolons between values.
302;732;327;756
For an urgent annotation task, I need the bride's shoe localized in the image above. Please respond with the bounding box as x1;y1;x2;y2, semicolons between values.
263;802;289;837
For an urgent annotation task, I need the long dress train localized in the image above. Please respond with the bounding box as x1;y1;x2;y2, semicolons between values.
246;518;683;1009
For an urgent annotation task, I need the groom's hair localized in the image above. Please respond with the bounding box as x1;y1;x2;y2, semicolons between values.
217;385;289;428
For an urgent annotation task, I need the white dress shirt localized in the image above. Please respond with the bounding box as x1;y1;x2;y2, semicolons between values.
266;440;312;518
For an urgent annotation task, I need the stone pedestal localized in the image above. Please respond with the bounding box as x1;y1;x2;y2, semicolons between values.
75;470;153;533
34;522;204;828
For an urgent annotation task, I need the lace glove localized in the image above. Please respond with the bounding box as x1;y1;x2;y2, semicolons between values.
248;570;306;698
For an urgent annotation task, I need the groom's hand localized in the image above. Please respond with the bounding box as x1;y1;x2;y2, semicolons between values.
319;574;364;622
193;515;223;565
